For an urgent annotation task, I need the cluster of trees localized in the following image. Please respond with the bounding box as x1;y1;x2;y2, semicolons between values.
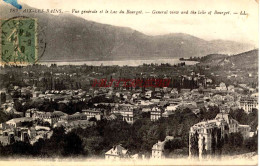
229;108;258;131
0;108;196;157
0;106;257;158
164;138;187;158
0;111;21;124
0;127;84;157
14;100;87;115
222;132;258;156
13;95;115;115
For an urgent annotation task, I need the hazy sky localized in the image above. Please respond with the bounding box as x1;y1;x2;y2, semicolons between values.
2;0;259;46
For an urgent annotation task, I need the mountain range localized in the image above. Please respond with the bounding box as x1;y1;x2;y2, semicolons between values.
0;3;256;61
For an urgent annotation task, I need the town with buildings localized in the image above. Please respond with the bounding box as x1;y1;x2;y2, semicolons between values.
0;50;258;160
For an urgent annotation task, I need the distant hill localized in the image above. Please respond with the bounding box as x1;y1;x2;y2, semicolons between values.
219;49;258;69
0;3;255;61
200;54;228;64
199;49;258;69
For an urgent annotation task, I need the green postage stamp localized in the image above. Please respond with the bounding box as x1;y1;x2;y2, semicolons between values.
1;17;37;65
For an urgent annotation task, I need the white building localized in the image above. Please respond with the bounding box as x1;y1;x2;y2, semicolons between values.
121;108;134;124
240;96;258;113
165;104;179;112
150;107;162;121
112;106;135;124
216;82;227;91
151;136;174;159
82;109;102;120
34;111;67;125
105;145;128;160
151;140;165;159
6;117;33;128
227;85;235;92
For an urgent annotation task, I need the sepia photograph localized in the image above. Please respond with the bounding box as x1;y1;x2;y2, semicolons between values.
0;0;258;165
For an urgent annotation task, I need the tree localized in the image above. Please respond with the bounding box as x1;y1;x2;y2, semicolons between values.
89;117;97;122
32;138;46;155
164;138;185;157
211;129;216;155
244;134;258;152
1;141;33;156
190;131;199;157
14;100;22;112
229;109;248;125
216;128;224;155
199;106;220;120
43;121;51;127
0;111;21;123
228;132;244;147
62;132;84;156
202;136;207;157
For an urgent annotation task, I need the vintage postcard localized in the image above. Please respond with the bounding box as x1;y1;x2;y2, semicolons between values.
0;0;258;165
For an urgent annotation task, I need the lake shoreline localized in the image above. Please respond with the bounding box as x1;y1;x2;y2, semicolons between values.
38;59;199;67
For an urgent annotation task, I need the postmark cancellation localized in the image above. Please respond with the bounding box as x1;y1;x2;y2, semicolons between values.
0;16;46;65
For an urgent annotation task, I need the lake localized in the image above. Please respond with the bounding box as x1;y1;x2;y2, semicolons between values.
38;59;198;66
